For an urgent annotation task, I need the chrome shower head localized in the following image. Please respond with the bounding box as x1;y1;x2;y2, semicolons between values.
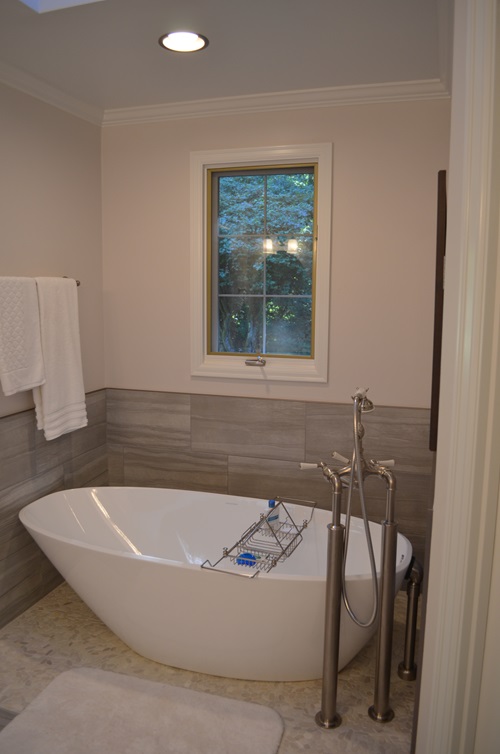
352;388;375;413
360;397;374;413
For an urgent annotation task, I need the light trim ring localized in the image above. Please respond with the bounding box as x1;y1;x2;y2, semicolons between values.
159;31;209;53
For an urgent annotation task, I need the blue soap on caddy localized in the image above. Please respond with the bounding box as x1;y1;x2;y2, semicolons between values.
236;552;257;566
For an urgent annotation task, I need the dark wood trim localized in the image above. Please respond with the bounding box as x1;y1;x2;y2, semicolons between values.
430;170;447;451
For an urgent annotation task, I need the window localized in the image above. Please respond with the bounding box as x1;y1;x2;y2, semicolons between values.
190;144;332;382
209;165;316;357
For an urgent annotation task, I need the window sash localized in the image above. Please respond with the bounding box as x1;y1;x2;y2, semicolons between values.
208;164;317;358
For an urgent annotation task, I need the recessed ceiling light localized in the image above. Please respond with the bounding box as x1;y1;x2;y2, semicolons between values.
159;31;209;53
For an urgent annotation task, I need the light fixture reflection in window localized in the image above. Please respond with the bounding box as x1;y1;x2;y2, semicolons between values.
287;239;299;253
263;238;275;253
159;31;209;53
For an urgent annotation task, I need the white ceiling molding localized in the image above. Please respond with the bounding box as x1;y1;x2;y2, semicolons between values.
0;57;449;128
102;79;450;127
0;60;102;124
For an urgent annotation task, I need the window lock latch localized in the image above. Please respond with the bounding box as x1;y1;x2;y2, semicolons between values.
245;355;266;367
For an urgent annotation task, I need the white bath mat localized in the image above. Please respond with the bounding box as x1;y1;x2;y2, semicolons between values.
0;668;284;754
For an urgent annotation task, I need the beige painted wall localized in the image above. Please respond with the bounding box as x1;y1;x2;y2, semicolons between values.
102;99;450;408
0;87;450;418
0;82;104;419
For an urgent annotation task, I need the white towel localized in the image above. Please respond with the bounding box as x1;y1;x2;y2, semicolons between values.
33;277;87;441
0;277;46;396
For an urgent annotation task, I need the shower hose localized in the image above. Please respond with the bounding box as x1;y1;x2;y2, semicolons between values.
341;395;379;628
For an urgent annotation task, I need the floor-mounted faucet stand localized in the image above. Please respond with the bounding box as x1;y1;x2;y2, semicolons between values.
314;465;344;729
303;389;401;728
368;468;397;722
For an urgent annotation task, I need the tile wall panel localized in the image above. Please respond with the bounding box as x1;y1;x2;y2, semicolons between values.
107;445;124;484
110;390;433;564
122;447;228;492
0;390;108;628
0;412;37;491
227;456;331;508
305;401;433;562
304;402;355;461
0;387;434;628
305;402;432;470
107;389;190;449
191;395;306;460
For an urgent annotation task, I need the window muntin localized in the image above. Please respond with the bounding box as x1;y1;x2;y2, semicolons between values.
208;165;317;358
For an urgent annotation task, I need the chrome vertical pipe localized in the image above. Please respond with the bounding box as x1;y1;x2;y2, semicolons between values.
398;559;423;681
369;470;398;722
316;469;344;729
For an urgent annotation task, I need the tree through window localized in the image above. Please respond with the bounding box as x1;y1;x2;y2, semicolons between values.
209;165;316;357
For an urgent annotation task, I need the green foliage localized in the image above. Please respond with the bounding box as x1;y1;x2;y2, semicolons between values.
266;298;312;356
217;297;263;353
213;167;315;356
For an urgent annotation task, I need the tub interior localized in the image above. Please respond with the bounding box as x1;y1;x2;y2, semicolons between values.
20;487;412;580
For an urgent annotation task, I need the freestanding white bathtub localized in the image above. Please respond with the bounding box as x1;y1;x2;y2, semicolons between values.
19;487;412;681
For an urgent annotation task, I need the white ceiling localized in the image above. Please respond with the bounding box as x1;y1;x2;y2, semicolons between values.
0;0;452;122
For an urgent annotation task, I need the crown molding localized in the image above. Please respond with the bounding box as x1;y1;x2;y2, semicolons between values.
102;79;450;127
0;61;102;125
0;59;450;128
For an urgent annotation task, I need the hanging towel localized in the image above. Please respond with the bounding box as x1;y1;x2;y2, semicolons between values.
33;277;87;441
0;277;46;396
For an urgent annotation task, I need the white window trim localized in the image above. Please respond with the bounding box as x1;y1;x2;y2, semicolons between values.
190;143;332;382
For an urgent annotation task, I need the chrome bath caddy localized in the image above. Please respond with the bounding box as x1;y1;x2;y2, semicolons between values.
201;497;316;578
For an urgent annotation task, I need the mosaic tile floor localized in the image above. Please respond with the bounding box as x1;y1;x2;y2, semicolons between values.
0;583;418;753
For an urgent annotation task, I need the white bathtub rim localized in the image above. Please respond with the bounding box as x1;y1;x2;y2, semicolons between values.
21;524;396;583
19;486;413;582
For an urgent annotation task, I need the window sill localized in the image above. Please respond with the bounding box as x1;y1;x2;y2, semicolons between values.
191;354;327;383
